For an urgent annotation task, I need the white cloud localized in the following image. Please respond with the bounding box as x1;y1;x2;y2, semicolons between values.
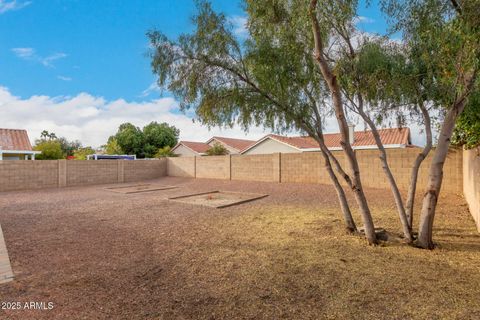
0;0;31;14
41;52;67;67
11;47;67;67
0;86;428;149
11;47;34;58
0;86;269;148
228;15;248;38
57;75;72;81
354;16;375;24
139;81;160;98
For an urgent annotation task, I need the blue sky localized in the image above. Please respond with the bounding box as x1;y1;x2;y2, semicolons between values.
0;0;404;147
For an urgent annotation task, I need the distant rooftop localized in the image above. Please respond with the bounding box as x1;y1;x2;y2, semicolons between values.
0;128;33;151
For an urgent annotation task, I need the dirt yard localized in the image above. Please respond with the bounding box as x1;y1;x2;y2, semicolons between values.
0;177;479;319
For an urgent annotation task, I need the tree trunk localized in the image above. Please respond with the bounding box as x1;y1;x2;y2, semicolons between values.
320;143;357;233
301;122;358;233
405;103;432;230
356;103;413;242
309;0;377;244
417;75;475;249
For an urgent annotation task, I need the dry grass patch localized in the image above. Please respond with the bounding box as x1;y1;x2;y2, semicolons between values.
166;197;480;319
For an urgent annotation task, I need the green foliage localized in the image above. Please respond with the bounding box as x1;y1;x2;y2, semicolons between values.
73;147;96;160
381;0;480;110
33;140;64;160
104;137;123;155
115;123;145;156
112;122;179;158
452;91;480;149
40;130;57;141
58;137;82;157
36;131;82;158
147;0;329;137
155;146;177;158
143;122;180;158
205;143;228;156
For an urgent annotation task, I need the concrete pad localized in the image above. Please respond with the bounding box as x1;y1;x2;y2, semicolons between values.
0;224;14;285
168;191;268;208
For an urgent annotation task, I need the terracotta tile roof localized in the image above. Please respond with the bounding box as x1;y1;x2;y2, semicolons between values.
266;127;411;150
175;141;210;154
210;136;256;152
0;129;33;151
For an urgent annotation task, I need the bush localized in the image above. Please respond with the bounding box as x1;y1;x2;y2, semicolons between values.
205;143;228;156
34;140;64;160
155;146;177;158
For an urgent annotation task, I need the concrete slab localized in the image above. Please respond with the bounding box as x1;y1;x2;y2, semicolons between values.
0;224;14;285
168;191;268;208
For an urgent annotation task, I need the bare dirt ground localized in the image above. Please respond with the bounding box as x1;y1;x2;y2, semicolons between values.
0;177;479;319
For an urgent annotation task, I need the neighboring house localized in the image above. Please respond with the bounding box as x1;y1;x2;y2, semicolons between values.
205;136;255;154
172;141;211;156
242;127;412;155
172;137;256;157
0;128;41;160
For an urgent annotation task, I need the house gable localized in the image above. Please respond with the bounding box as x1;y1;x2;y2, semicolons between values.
242;137;300;155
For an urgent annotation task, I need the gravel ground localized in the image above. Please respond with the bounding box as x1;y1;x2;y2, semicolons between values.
0;177;479;319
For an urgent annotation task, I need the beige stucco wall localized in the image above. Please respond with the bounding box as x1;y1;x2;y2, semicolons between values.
173;145;198;157
0;159;167;192
243;138;300;155
463;147;480;231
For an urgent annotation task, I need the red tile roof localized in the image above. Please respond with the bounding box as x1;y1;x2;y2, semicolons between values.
175;141;210;154
0;129;33;151
209;136;256;152
260;128;411;151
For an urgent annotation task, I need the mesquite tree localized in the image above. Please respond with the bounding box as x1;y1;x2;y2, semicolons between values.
148;1;360;235
244;0;378;243
383;0;480;248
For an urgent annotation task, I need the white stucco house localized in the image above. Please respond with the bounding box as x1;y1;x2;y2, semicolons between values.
0;129;41;160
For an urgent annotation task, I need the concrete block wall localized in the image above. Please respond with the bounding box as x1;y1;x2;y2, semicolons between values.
124;160;167;182
167;148;463;193
167;157;195;177
0;159;167;192
231;154;280;182
281;152;344;184
463;147;480;231
195;156;230;179
0;161;59;191
66;161;119;186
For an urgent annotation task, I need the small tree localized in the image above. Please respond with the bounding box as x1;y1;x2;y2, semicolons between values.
148;0;359;236
155;146;177;158
111;122;179;158
104;137;123;155
452;92;480;149
73;147;96;160
58;137;82;157
143;121;179;158
382;0;480;248
205;143;228;156
34;140;64;160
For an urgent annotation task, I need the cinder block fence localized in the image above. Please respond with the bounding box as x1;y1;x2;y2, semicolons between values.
0;159;167;192
167;148;463;193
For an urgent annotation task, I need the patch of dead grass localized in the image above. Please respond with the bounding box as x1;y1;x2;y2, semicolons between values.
166;196;480;319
